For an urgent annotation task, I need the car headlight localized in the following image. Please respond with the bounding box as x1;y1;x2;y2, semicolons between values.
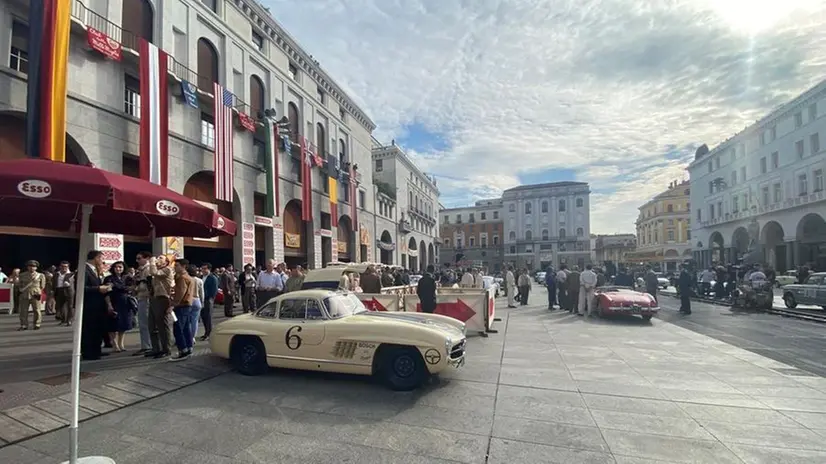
445;338;452;354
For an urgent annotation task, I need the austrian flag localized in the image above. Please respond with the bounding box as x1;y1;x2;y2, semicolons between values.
138;39;169;186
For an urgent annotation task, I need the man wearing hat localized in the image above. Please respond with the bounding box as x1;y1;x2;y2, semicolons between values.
18;260;46;330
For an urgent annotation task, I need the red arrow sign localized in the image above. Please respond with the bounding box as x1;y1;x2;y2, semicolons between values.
417;299;476;322
361;297;387;312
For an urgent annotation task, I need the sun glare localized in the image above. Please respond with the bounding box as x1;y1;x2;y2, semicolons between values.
700;0;820;34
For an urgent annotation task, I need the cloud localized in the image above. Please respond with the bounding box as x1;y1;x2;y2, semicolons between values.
263;0;826;233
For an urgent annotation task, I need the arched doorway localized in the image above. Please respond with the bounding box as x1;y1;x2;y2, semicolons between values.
709;231;724;264
121;0;154;49
379;230;394;265
796;213;826;269
0;112;89;270
337;215;352;262
664;249;679;272
182;171;238;266
197;38;219;92
408;238;418;272
283;200;306;267
761;221;786;271
731;227;750;261
419;240;427;272
427;243;435;267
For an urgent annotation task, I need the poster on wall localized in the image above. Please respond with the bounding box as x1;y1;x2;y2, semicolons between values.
331;235;338;263
313;230;322;269
242;222;255;266
194;200;219;242
163;237;184;260
360;225;371;262
272;217;284;264
94;233;124;272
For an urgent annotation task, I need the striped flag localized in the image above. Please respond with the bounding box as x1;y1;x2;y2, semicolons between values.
350;164;358;234
25;0;71;162
138;39;169;186
300;137;313;222
328;155;339;228
213;83;235;202
264;119;280;217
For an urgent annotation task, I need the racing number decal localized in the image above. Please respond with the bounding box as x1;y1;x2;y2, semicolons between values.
285;325;302;350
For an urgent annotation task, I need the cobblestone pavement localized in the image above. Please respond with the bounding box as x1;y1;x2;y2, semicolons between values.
4;287;826;463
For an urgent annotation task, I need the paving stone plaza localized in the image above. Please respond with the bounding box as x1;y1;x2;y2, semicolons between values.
3;289;826;463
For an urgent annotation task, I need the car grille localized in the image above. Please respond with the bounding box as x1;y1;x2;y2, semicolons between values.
450;340;466;359
332;341;357;359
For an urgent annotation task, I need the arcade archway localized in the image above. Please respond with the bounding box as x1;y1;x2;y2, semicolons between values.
709;231;725;264
337;215;353;262
761;221;785;271
181;171;239;267
428;243;435;267
731;227;750;261
419;240;426;272
379;230;394;265
283;200;306;267
796;213;826;269
408;237;418;271
0;112;90;270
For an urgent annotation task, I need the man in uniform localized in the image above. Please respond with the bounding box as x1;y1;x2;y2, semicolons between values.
17;260;46;330
220;264;237;317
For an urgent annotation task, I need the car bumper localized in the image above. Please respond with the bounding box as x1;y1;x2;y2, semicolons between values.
448;354;466;368
603;306;659;315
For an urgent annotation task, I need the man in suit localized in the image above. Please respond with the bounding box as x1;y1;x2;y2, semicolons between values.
82;250;112;360
417;265;438;314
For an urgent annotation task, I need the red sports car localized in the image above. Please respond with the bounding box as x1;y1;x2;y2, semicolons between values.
594;286;659;321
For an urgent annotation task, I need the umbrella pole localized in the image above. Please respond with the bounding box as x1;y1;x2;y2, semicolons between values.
65;204;116;464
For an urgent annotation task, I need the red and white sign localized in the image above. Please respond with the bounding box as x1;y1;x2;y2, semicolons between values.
242;222;255;266
0;284;15;313
359;294;401;312
87;28;122;61
237;112;256;132
253;215;273;227
272;218;284;264
94;233;124;272
313;230;322;270
17;180;52;198
155;200;179;216
403;289;492;335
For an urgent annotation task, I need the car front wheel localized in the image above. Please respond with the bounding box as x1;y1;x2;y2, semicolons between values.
377;346;428;391
230;336;268;376
783;293;797;309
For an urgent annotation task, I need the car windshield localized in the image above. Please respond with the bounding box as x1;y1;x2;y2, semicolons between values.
324;293;367;318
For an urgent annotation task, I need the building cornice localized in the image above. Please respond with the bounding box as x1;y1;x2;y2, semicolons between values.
233;0;376;131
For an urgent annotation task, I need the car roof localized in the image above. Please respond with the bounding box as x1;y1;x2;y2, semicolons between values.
276;289;340;299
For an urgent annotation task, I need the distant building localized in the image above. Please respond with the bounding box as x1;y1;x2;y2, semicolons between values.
439;199;504;273
594;234;637;264
627;180;692;272
502;181;592;270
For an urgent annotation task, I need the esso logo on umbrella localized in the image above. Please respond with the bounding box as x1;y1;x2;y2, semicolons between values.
156;199;180;216
17;180;52;198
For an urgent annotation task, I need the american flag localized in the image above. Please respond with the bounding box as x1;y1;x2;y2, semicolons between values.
213;83;235;202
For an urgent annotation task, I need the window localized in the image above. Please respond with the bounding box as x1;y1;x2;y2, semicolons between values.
481;236;487;247
306;299;324;320
667;204;673;213
468;213;475;223
122;0;154;48
799;174;808;196
200;112;215;148
359;190;365;208
708;181;714;195
455;214;462;223
287;102;300;141
316;123;326;156
288;63;299;81
810;103;818;122
760;157;767;174
508;231;516;241
707;161;713;173
773;183;782;203
740;166;746;183
558;200;566;212
278;299;306;319
795;112;803;128
796;140;805;158
539;229;547;240
316;86;326;105
732;195;739;213
576;227;583;237
443;215;449;224
488;235;497;246
249;75;265;119
541;201;548;213
696;209;702;221
196;38;219;92
509;246;516;254
559;228;566;239
256;301;278;318
251;30;264;51
253;138;266;166
576;198;584;207
469;237;475;247
762;186;769;206
456;238;462;248
771;152;779;168
444;238;451;247
525;203;532;214
339;107;347;122
730;171;737;186
710;204;715;219
493;211;499;219
811;133;820;154
508;204;515;212
124;74;140;117
815;169;824;192
715;157;720;169
339;139;347;164
668;230;674;241
525;230;532;240
375;159;383;172
668;219;674;226
10;21;29;74
481;212;486;220
200;0;218;12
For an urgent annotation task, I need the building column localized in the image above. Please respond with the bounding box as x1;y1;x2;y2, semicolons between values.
785;240;796;271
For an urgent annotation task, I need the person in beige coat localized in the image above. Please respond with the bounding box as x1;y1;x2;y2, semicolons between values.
17;260;46;330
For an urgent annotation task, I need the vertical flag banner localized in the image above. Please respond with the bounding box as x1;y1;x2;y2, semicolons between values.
264;120;280;218
139;39;169;187
350;165;358;233
327;154;339;228
213;83;235;202
25;0;71;162
300;137;313;222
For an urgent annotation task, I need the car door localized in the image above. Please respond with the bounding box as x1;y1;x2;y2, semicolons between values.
274;298;327;364
799;275;821;305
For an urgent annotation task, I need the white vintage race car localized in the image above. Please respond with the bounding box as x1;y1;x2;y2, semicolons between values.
210;289;467;391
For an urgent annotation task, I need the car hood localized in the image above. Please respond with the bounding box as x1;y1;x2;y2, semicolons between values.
354;312;464;338
599;291;655;305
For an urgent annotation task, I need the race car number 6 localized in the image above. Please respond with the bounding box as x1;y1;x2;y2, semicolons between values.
285;325;302;350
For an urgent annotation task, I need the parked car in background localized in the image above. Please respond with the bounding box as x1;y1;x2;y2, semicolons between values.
654;272;670;290
535;271;546;284
782;272;826;310
775;270;798;287
593;286;660;321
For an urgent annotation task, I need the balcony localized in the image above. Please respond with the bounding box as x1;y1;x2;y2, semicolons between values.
398;218;412;234
408;205;436;225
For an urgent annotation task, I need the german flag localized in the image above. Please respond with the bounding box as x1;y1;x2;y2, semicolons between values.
25;0;71;162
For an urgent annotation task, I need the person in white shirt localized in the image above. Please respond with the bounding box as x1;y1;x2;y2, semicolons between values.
472;269;484;289
578;264;598;317
700;268;714;296
256;259;284;306
460;268;475;288
505;266;516;308
748;265;767;288
555;265;569;310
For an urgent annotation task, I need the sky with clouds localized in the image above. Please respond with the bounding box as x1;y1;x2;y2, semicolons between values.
264;0;826;234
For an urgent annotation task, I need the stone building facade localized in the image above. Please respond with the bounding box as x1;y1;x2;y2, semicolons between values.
594;234;637;264
628;181;692;272
0;0;377;269
439;199;504;273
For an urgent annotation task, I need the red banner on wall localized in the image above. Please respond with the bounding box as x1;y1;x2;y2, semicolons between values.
87;28;122;61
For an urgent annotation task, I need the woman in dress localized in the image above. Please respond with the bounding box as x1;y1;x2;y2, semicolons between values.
103;261;134;352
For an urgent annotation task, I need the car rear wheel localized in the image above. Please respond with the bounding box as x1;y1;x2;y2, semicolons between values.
783;293;797;309
642;315;652;321
230;336;268;376
376;346;428;391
